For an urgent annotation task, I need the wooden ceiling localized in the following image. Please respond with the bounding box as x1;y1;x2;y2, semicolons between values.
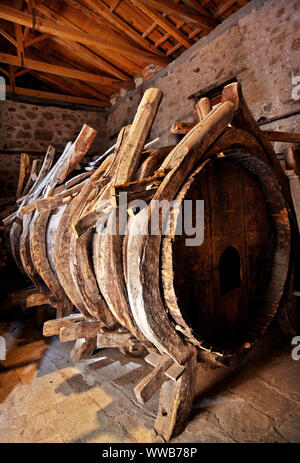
0;0;249;109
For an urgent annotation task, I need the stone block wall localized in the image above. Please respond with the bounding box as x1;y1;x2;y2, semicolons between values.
0;100;107;154
0;101;107;199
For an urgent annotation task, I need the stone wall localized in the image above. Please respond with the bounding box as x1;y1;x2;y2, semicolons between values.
0;101;107;199
0;100;107;154
106;0;300;151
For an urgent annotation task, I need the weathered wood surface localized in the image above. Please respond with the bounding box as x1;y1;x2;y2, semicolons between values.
125;101;236;364
134;354;173;404
60;319;106;342
70;337;97;362
92;88;164;343
5;84;299;442
43;313;85;336
97;330;138;349
154;350;197;441
16;153;31;199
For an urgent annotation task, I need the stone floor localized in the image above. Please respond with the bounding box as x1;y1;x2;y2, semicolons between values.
0;309;300;443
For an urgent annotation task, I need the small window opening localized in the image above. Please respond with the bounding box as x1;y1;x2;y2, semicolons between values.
219;246;241;295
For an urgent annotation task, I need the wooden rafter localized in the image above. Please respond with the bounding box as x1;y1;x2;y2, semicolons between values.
64;0;166;58
0;26;17;47
32;71;110;101
0;52;134;88
135;0;217;29
35;4;131;81
0;4;169;65
131;0;192;48
6;85;111;107
24;33;52;48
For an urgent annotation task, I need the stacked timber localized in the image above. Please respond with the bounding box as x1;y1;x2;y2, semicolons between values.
3;83;299;441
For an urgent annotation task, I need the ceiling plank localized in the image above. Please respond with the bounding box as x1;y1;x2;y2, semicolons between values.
0;4;169;65
135;0;217;29
0;52;134;88
6;84;111;107
131;0;192;48
64;0;166;58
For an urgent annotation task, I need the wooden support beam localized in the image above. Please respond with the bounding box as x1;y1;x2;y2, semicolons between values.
14;24;24;58
25;292;51;308
182;0;213;17
0;26;17;46
110;169;167;207
0;5;169;64
136;0;217;29
36;4;131;81
14;68;31;78
154;351;197;441
0;52;131;88
213;0;237;18
134;354;173;404
43;314;85;337
261;130;300;144
6;85;111;107
145;352;186;381
0;65;9;77
132;0;192;48
170;121;300;144
60;319;106;342
16;153;31;199
70;337;97;361
97;331;138;349
24;32;52;48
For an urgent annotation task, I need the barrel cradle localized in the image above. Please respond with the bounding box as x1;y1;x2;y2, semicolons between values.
3;83;299;441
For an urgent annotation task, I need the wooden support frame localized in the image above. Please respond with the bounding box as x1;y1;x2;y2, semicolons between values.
0;4;169;64
6;85;111;107
0;52;132;88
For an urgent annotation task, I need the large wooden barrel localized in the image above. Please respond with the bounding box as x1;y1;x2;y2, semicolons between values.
5;85;298;368
161;149;291;364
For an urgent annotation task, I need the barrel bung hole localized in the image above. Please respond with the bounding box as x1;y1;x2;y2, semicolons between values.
219;246;241;295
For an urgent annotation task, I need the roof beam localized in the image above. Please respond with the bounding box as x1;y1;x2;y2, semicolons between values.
6;85;111;107
135;0;217;29
32;71;110;101
24;32;52;48
0;52;134;88
131;0;192;48
14;23;24;57
182;0;213;17
0;4;169;64
64;0;166;58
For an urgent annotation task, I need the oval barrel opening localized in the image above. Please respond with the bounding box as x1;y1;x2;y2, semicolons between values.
172;156;274;351
219;246;241;295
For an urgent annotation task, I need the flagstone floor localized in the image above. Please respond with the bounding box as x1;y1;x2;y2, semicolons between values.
0;309;300;443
